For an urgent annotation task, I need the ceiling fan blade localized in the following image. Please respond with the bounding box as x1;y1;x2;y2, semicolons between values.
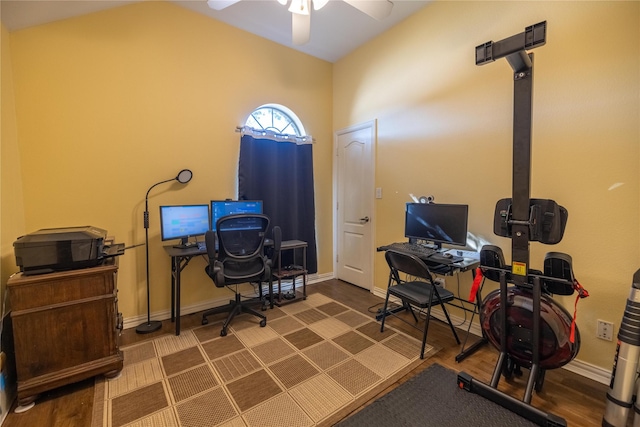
291;12;311;45
312;0;330;10
343;0;393;20
206;0;242;10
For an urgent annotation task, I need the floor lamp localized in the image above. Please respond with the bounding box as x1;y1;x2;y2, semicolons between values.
136;169;193;334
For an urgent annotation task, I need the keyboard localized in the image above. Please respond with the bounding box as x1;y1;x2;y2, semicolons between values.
383;242;436;257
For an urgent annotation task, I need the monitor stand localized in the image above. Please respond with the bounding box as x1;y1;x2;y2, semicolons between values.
173;238;196;249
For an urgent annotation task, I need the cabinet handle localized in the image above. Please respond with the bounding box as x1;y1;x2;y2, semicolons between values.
116;312;123;332
359;216;370;223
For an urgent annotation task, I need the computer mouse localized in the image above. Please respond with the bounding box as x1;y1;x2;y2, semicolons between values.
444;253;453;259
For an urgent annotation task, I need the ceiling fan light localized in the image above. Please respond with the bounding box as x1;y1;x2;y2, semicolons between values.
291;11;310;44
312;0;329;10
276;0;288;5
288;0;310;15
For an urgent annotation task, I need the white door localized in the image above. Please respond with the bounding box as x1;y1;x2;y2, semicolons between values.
335;121;375;290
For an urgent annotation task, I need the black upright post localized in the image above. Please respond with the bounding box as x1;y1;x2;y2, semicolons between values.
510;54;534;288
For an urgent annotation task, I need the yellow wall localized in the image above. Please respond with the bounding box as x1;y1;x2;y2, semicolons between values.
1;21;26;305
334;1;639;369
3;0;639;372
3;2;333;321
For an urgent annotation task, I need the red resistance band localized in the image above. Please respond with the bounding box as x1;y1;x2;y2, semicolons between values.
571;279;589;343
468;267;483;303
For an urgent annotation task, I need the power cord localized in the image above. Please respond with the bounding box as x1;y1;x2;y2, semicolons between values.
370;302;402;315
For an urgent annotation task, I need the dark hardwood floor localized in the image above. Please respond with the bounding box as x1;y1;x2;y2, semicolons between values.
3;279;609;426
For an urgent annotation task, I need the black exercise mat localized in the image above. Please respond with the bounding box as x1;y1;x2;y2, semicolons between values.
336;363;538;427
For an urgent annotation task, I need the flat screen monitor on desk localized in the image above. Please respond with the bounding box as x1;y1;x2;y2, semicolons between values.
159;204;210;247
210;200;263;230
405;202;468;249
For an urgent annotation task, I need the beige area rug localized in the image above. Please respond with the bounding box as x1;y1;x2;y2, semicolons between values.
91;293;437;427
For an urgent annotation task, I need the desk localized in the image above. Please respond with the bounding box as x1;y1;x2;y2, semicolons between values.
376;244;478;275
376;244;483;362
164;239;296;335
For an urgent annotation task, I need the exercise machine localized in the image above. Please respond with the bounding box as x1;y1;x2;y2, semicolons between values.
456;21;589;427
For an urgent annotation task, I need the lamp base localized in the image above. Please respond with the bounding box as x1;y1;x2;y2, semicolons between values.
135;320;162;334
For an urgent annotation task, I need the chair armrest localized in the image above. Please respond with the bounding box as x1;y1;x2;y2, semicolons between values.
213;260;225;285
264;256;272;279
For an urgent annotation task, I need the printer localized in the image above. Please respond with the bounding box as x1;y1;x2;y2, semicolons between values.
13;226;123;275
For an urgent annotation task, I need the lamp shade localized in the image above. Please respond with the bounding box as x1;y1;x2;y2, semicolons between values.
176;169;193;184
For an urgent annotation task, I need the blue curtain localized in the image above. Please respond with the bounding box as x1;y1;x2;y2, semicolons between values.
238;134;318;274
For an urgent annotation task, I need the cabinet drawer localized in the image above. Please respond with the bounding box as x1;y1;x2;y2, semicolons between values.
7;264;116;311
11;295;119;379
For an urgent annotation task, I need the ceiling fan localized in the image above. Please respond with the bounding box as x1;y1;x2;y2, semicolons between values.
206;0;394;45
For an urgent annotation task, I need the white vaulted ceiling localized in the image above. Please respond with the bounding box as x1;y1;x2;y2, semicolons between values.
0;0;430;63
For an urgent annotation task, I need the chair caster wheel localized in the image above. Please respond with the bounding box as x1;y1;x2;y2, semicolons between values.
202;318;208;325
220;328;227;336
260;319;267;327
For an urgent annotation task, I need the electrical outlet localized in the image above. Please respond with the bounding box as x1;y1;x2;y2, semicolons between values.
597;320;614;341
434;278;445;288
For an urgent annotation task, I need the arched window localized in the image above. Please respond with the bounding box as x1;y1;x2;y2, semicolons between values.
238;104;317;274
244;104;307;137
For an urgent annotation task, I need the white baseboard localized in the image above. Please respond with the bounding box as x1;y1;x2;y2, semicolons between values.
370;287;612;385
122;272;333;331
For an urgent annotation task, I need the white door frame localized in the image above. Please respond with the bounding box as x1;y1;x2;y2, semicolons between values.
333;120;376;290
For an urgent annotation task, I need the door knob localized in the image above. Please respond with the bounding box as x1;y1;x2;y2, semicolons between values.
359;216;370;223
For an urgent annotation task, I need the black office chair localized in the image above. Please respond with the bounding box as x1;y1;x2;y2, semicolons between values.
201;214;272;336
380;249;460;359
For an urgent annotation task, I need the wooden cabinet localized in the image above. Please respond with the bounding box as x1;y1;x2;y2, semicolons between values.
7;261;123;407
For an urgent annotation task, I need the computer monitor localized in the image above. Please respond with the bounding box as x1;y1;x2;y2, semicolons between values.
404;202;469;248
210;200;263;231
159;204;210;245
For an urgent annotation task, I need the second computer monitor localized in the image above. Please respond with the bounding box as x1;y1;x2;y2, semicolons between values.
159;204;210;245
210;200;263;230
405;202;468;248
